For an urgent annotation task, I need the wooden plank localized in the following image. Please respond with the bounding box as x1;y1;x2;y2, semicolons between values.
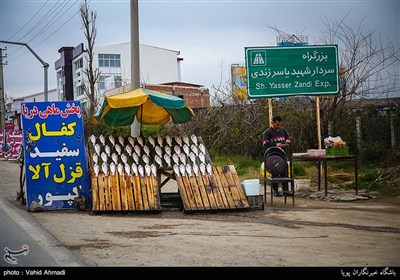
175;174;192;211
221;166;243;208
195;174;211;210
213;166;233;208
188;173;205;210
119;174;129;211
109;173;122;211
98;173;106;211
181;173;198;210
227;165;250;208
125;175;136;211
90;170;99;211
104;175;112;211
146;175;155;210
208;172;225;209
139;175;150;210
132;174;143;210
200;174;218;210
151;173;161;210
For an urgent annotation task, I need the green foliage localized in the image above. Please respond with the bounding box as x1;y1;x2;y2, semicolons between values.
361;141;386;164
212;155;260;177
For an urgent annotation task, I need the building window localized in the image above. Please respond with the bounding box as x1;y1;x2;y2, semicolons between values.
98;54;121;67
99;75;122;90
73;58;83;71
99;75;110;90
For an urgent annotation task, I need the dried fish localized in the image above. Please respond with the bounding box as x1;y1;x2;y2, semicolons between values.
134;144;141;156
125;145;133;156
175;136;182;146
179;153;187;165
132;153;140;165
165;145;172;156
157;136;164;147
164;154;172;168
199;163;206;176
138;165;144;177
186;164;192;176
154;154;163;168
137;135;144;146
92;153;98;164
174;145;181;155
190;134;198;146
183;144;190;156
199;143;206;154
148;136;156;147
101;162;109;177
189;152;196;164
94;164;99;177
121;153;128;164
111;153;119;165
199;152;206;164
118;135;125;146
145;164;151;176
117;163;124;175
143;145;150;156
172;154;180;165
124;163;131;177
193;163;199;176
131;163;138;176
128;136;135;146
182;135;190;146
155;146;162;158
179;164;186;176
99;134;106;146
94;143;101;155
143;154;150;164
151;164;157;177
110;162;116;176
90;135;96;146
191;144;199;156
166;135;172;146
109;135;116;146
115;143;122;155
105;145;111;157
101;151;108;163
206;163;213;175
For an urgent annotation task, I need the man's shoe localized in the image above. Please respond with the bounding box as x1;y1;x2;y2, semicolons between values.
283;191;293;197
273;191;282;197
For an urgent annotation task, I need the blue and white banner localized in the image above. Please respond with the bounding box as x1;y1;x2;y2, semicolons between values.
21;101;90;210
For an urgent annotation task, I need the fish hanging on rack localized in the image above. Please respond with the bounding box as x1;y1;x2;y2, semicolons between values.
101;151;108;164
124;163;131;177
199;152;206;164
190;134;198;146
142;154;150;165
166;135;172;146
179;153;187;165
182;135;190;146
101;162;109;177
105;145;111;157
172;153;180;165
145;164;151;176
121;153;128;165
143;145;150;157
99;134;106;146
155;146;162;158
131;163;138;176
110;162;116;176
109;135;116;146
174;145;181;155
134;144;141;156
193;163;199;176
183;144;190;156
128;136;135;147
117;163;124;175
151;164;157;177
165;145;172;157
148;136;156;147
199;143;206;155
138;165;145;177
94;143;101;155
125;145;133;156
115;144;122;155
137;136;144;146
132;153;140;165
189;152;197;164
186;164;192;177
179;164;186;176
199;163;206;176
164;154;172;168
157;136;164;147
206;163;213;175
191;144;199;156
175;136;182;147
118;135;125;146
92;153;98;165
154;154;163;168
173;164;180;177
90;135;96;147
111;153;119;165
94;164;100;177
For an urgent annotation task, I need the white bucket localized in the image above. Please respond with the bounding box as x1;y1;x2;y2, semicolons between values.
241;179;260;196
294;179;310;191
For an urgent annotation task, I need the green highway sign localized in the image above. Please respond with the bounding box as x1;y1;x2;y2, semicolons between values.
245;45;339;99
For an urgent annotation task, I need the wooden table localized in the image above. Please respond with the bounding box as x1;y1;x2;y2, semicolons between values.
290;154;358;196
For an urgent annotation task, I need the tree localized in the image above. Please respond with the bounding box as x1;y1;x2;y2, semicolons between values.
80;0;101;119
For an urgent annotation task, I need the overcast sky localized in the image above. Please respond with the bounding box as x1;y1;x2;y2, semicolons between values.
1;0;399;98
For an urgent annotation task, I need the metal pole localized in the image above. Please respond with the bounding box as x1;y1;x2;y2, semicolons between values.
0;48;5;131
130;0;141;136
0;40;49;101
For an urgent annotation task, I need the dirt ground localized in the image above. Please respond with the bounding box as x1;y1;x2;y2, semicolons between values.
1;160;399;267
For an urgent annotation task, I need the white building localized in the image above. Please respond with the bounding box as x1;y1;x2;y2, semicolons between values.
55;42;183;110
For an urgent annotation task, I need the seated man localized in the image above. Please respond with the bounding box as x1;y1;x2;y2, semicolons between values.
261;116;292;197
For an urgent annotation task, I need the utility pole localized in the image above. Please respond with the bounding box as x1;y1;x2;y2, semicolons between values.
0;47;5;131
130;0;141;136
